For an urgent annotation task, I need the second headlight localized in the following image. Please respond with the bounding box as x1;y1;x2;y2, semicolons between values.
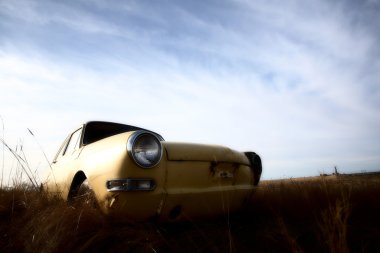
127;131;163;168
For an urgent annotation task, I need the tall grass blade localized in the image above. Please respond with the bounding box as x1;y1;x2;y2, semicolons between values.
1;115;4;189
27;128;57;187
0;137;38;188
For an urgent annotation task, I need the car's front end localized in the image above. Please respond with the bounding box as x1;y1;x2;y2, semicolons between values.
82;130;262;221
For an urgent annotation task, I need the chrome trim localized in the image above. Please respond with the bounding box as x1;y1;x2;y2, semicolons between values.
106;178;156;192
127;130;163;168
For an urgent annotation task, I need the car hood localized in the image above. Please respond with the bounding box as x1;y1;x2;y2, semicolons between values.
163;142;250;165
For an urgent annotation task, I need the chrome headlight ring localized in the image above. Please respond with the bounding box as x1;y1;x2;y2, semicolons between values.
127;131;163;168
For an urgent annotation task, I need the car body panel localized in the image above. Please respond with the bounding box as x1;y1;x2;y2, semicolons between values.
45;121;262;221
164;142;250;165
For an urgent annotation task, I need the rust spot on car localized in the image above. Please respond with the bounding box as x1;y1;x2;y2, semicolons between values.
209;161;218;176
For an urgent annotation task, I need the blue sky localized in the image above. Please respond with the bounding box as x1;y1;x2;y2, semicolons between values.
1;0;380;184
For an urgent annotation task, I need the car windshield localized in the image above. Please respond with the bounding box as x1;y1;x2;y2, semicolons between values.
82;122;145;145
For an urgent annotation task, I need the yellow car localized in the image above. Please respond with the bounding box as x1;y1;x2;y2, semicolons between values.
45;121;262;221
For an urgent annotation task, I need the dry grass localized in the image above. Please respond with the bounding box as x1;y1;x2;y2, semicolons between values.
247;176;380;253
0;175;379;252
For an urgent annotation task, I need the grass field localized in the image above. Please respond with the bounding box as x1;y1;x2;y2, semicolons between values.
0;174;380;253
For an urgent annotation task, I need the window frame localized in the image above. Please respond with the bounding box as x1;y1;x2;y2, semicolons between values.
63;128;83;156
52;127;83;163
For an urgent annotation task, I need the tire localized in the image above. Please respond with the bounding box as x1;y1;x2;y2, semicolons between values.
73;179;98;208
245;152;262;186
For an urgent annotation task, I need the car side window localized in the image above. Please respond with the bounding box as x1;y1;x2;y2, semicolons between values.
53;135;70;163
63;128;82;156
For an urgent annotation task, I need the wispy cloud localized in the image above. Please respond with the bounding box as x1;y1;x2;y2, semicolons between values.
0;0;379;181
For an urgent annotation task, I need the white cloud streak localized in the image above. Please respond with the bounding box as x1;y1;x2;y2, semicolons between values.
0;0;379;182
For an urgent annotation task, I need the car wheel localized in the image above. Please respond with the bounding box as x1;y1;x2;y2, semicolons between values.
74;179;98;208
245;152;262;186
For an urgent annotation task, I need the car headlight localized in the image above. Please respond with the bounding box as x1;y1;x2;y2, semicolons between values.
127;131;163;168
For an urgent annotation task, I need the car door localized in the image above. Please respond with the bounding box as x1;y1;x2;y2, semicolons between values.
50;127;83;197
